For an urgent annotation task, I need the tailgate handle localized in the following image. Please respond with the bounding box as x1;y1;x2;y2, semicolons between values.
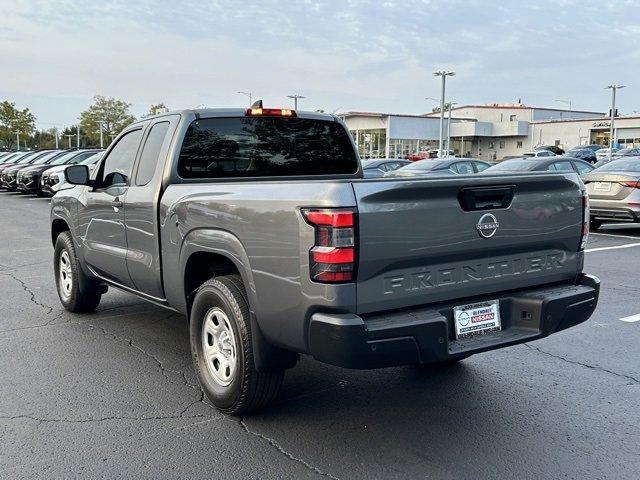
458;185;515;211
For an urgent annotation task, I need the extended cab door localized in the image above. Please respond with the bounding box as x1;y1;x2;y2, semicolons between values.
77;128;143;286
123;115;180;299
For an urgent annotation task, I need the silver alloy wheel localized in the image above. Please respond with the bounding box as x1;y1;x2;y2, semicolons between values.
58;250;73;301
202;307;238;387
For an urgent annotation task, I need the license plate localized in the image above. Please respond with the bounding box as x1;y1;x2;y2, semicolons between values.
453;300;501;339
594;181;611;192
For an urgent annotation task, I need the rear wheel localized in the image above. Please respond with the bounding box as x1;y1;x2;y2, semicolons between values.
54;231;103;312
190;275;284;414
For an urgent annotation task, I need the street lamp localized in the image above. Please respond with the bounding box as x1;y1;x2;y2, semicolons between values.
446;102;457;156
237;91;252;106
605;85;625;160
287;94;305;110
433;71;455;157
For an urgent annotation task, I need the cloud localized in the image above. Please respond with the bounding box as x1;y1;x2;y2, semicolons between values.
0;0;638;127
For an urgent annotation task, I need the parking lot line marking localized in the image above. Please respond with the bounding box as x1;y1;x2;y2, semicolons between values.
620;313;640;323
591;232;640;240
585;242;640;253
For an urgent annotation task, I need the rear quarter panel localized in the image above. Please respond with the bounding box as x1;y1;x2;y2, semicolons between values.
160;181;357;353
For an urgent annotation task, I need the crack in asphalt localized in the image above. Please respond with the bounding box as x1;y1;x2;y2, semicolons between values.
239;417;339;479
524;344;639;385
87;323;210;415
2;271;54;314
0;411;223;425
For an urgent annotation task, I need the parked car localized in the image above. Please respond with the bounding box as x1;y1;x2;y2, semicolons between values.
612;147;640;159
362;159;410;178
534;145;565;155
484;157;594;176
0;151;57;189
0;151;32;176
595;147;619;161
7;151;66;192
41;151;104;196
386;157;491;177
583;157;640;228
18;149;102;195
564;148;597;164
50;106;598;414
572;144;602;154
523;150;556;158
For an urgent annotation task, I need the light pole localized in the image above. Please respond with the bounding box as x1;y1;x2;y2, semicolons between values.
433;71;455;158
446;102;457;156
555;99;572;111
65;134;73;148
606;85;625;160
287;94;305;110
96;120;105;148
14;132;20;151
237;91;252;106
54;127;59;149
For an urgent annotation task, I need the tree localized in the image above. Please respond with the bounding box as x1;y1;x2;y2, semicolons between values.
0;101;36;150
79;95;136;147
144;103;168;118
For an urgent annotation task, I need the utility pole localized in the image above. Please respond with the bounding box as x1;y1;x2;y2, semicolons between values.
65;134;73;148
96;121;104;148
446;102;457;156
76;125;80;149
606;85;625;160
287;94;305;110
54;127;59;149
433;71;455;158
14;132;20;151
237;91;252;106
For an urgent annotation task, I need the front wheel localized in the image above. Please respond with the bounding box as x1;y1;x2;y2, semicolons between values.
54;232;103;312
190;275;284;414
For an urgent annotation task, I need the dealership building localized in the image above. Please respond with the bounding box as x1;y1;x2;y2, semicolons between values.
341;104;640;161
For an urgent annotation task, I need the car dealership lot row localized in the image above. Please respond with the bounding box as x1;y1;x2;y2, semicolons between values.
0;192;638;480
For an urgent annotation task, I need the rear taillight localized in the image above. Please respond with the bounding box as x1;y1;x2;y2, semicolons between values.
580;191;589;251
302;208;357;283
619;180;640;188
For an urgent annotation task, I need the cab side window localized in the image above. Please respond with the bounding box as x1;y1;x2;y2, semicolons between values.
552;161;573;172
99;129;143;189
136;122;171;186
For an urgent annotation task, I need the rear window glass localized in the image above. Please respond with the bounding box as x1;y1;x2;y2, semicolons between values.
400;161;443;171
178;117;358;178
598;159;640;172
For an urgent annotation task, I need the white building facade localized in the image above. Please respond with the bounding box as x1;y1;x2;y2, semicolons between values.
343;104;605;161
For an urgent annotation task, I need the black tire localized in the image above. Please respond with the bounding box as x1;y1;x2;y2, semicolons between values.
54;231;103;312
190;275;284;415
590;219;603;230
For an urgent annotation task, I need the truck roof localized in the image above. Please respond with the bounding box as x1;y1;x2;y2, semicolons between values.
137;108;338;125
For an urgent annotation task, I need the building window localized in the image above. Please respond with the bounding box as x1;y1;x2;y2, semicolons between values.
488;141;495;149
510;115;517;121
499;141;505;149
517;141;523;148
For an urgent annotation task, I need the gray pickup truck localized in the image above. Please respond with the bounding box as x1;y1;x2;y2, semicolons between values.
51;106;600;414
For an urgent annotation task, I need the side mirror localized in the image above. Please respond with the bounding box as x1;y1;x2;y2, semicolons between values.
65;164;90;185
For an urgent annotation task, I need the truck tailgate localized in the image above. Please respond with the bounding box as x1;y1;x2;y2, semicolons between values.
353;173;584;314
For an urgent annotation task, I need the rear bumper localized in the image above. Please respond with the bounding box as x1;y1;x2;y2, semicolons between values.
591;208;639;222
308;274;600;369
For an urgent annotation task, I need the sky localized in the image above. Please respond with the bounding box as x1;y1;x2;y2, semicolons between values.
1;0;639;130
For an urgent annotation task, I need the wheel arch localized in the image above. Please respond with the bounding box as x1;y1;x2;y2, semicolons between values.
179;228;298;372
51;217;70;246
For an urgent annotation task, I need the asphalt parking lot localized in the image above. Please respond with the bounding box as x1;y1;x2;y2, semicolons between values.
0;192;639;480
